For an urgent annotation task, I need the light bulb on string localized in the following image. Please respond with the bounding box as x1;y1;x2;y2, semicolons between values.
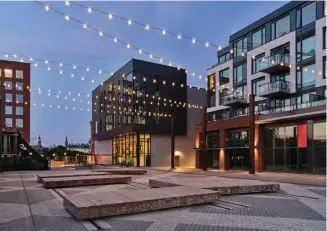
88;7;92;13
108;13;113;19
145;25;150;30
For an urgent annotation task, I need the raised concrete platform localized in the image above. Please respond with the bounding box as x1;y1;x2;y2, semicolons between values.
37;172;111;182
42;175;131;188
149;177;279;195
92;169;147;175
63;186;220;219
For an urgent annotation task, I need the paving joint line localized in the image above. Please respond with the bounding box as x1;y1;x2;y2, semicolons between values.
275;192;319;199
20;173;38;231
218;199;250;207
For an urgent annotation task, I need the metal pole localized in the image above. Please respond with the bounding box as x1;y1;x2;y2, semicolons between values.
202;107;207;171
249;94;255;174
171;115;175;169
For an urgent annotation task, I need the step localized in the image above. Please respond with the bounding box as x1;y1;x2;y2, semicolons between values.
37;172;111;182
63;186;220;219
42;175;131;188
149;177;280;195
92;169;147;175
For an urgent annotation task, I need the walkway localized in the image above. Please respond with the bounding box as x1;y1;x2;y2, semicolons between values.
149;167;326;187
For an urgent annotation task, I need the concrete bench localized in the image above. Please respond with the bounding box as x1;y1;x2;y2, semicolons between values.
92;169;147;175
63;186;220;219
149;177;280;195
42;175;131;188
37;172;111;182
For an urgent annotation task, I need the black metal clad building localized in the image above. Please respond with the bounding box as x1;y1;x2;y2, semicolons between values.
91;59;187;140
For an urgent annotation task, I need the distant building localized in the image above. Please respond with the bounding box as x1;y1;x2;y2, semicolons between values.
0;60;31;143
91;59;206;167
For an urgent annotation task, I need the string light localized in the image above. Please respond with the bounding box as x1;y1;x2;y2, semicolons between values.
45;5;49;11
65;15;70;21
37;2;206;81
64;1;222;50
87;7;92;13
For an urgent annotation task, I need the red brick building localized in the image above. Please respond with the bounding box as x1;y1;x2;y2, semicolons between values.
0;60;30;143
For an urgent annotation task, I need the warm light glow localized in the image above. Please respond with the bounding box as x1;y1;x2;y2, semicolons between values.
126;44;130;48
83;24;87;29
65;1;70;6
162;29;166;35
177;34;182;39
205;42;209;47
108;13;113;19
145;24;150;30
149;54;153;58
45;5;50;11
192;38;196;44
65;15;70;21
138;49;142;54
218;46;222;51
128;20;132;25
88;7;92;13
99;31;103;36
114;37;118;43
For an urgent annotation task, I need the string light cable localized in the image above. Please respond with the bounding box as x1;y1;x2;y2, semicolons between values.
36;1;207;82
66;1;226;50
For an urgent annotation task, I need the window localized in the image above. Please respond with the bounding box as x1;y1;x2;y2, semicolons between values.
218;53;231;64
252;53;265;73
5;106;12;115
233;63;246;83
219;68;229;85
105;116;112;131
16;94;24;103
219;88;229;105
5;118;12;127
16;82;24;91
235;85;247;97
297;64;316;88
208;74;216;107
252;77;265;95
272;15;290;39
155;108;159;124
323;56;326;79
16;106;23;116
252;27;265;48
5;93;12;103
271;72;290;82
233;37;247;57
297;36;315;61
16;119;23;128
297;2;316;28
16;70;23;79
4;81;12;90
4;69;12;78
323;27;326;50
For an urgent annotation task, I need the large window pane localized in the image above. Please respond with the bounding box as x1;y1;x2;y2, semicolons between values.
264;127;274;148
5;118;12;127
16;82;24;91
285;148;298;173
5;106;12;115
4;69;12;78
5;93;12;103
16;94;24;103
302;36;315;60
16;106;23;116
263;149;274;171
274;15;290;39
274;149;285;172
16;70;23;79
16;119;23;128
302;2;316;26
285;125;297;147
252;28;265;48
274;127;285;148
302;64;316;87
4;81;12;90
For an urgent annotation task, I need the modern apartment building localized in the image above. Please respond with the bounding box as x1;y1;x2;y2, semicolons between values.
196;1;326;174
91;59;206;168
0;60;31;144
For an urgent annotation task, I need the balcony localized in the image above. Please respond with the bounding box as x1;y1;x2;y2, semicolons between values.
221;94;248;107
258;80;290;98
256;54;290;75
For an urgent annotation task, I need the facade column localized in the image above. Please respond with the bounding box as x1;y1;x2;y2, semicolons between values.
254;124;262;172
219;129;226;170
136;133;140;167
3;134;8;154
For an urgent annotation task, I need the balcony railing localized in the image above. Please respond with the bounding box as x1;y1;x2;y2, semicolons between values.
259;99;326;115
221;94;248;106
258;80;290;98
256;54;290;74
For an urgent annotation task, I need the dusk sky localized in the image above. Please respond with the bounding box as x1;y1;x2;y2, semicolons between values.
0;1;286;146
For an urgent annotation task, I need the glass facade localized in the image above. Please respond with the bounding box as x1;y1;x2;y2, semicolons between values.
208;74;216;107
297;2;316;28
112;133;151;167
272;15;290;39
297;64;316;88
233;63;246;83
252;27;265;48
263;120;326;174
297;35;315;61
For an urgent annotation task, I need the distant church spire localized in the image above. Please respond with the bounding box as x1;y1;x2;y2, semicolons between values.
38;135;42;146
65;136;68;148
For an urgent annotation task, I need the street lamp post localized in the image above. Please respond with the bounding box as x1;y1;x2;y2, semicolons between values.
171;114;175;169
249;94;255;174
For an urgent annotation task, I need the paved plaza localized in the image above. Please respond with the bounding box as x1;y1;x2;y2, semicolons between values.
0;169;325;231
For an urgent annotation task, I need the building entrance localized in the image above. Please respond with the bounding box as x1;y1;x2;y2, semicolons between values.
226;149;249;170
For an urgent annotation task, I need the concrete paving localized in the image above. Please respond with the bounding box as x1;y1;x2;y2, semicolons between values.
0;169;325;231
149;176;279;194
92;169;147;175
37;172;111;182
